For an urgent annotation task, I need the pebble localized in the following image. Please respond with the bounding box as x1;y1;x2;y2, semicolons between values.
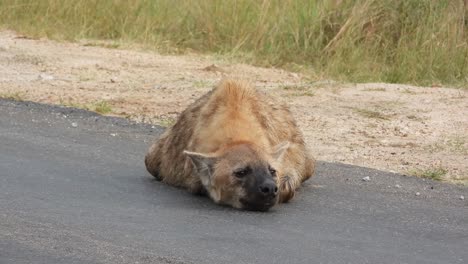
460;195;465;201
395;184;401;188
110;133;117;137
38;73;54;81
416;192;420;196
71;122;78;128
289;72;299;79
362;176;370;182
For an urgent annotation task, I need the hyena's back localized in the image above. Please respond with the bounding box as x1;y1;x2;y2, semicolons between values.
145;79;315;201
145;89;213;193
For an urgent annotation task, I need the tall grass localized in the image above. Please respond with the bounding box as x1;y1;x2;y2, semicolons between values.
1;0;467;86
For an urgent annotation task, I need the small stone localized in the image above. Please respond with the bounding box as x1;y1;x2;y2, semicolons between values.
362;176;370;182
395;184;401;188
460;195;465;201
110;133;117;137
71;122;78;128
289;72;299;78
415;192;420;196
38;73;54;81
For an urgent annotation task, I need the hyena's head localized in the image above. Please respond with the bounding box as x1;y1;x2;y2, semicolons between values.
184;142;289;211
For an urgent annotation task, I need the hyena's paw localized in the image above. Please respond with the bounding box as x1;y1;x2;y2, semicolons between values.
279;175;296;203
144;156;163;181
188;184;207;196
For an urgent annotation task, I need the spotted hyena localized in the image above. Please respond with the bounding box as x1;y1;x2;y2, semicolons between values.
145;79;315;211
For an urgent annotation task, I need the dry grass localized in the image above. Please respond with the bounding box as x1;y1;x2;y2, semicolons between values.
1;0;467;86
0;91;24;101
281;85;315;97
352;108;390;120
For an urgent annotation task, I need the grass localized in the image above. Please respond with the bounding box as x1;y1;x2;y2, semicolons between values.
192;80;212;89
424;136;468;155
281;85;315;97
352;107;390;120
60;99;113;115
1;0;467;86
409;167;448;181
362;87;386;92
401;88;418;94
0;91;24;101
93;101;113;114
83;41;120;49
12;54;43;65
158;117;176;127
291;91;315;97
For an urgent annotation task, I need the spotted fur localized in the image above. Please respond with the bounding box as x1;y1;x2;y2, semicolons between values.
145;79;315;209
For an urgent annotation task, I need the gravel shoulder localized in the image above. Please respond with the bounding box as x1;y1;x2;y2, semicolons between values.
0;30;466;183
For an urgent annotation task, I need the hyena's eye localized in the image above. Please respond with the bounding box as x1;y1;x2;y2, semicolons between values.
269;166;277;177
234;167;251;178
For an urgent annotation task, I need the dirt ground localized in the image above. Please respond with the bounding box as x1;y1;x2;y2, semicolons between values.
1;30;466;184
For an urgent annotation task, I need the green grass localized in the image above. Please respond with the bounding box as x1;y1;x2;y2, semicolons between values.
1;0;468;86
59;99;113;115
0;91;24;101
409;167;448;181
158;117;176;127
93;101;113;114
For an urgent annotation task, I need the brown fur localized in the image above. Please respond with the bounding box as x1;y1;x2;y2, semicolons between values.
145;79;315;208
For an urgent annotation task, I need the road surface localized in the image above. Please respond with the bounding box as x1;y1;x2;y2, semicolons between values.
1;99;467;264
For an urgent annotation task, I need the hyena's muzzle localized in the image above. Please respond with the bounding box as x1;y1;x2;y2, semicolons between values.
239;167;279;211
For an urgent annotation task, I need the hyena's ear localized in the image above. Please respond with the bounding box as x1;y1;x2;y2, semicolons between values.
271;141;290;162
184;150;216;184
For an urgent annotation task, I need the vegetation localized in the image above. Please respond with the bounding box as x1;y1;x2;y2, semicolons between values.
59;99;113;115
1;0;467;86
93;101;113;114
0;91;24;101
352;108;390;120
409;167;447;181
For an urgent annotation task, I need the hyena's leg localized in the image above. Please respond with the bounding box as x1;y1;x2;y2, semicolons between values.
278;171;301;203
300;153;316;183
144;140;164;181
278;145;316;203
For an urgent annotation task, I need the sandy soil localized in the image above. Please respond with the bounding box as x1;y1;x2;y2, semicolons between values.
1;30;466;184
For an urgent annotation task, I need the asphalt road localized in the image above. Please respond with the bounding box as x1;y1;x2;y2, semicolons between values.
1;99;467;264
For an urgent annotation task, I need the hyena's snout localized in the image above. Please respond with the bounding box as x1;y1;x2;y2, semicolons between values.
258;180;278;199
241;177;279;212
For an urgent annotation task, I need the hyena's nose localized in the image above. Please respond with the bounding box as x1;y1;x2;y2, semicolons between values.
258;181;278;197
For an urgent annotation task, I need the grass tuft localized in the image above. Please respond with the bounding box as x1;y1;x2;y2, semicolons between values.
158;117;176;127
409;167;447;181
59;99;113;115
352;108;390;120
0;92;24;101
93;101;113;114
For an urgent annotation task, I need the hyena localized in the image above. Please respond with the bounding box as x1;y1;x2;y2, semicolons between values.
145;79;315;211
